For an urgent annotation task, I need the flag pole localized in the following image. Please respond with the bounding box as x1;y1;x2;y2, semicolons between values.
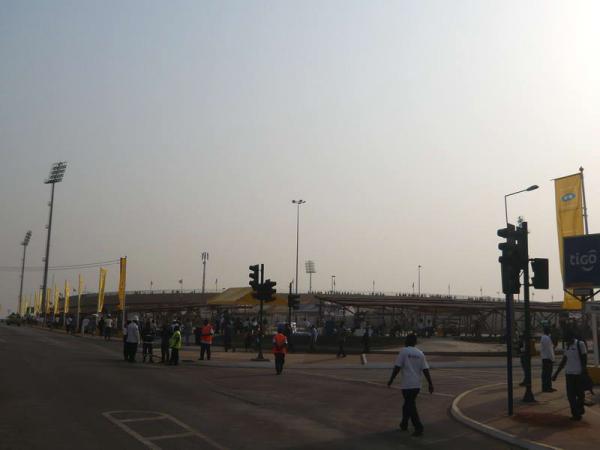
581;167;598;366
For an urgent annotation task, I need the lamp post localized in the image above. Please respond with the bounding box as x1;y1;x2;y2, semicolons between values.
292;200;306;295
331;275;336;294
18;231;32;316
418;265;422;296
201;252;209;294
41;161;67;322
503;184;539;414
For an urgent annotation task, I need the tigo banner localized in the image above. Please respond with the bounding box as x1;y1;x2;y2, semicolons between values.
64;280;71;314
97;268;107;313
117;257;126;311
555;173;584;310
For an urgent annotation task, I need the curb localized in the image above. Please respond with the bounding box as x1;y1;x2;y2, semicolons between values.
451;383;562;450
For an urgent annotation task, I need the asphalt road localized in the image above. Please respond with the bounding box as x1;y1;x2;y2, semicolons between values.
0;325;515;450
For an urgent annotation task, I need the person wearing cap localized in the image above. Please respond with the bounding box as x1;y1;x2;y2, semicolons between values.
169;324;182;365
272;325;288;375
125;316;141;362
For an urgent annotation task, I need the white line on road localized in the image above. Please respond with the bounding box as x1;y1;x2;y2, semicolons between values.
102;410;227;450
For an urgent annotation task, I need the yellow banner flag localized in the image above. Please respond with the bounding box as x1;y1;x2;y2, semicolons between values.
555;173;585;310
46;288;52;314
97;268;107;313
53;285;60;315
64;280;71;314
117;257;127;311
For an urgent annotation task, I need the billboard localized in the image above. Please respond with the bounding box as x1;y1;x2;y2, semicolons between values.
564;234;600;288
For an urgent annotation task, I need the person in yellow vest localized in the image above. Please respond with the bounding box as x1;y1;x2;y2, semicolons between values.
273;325;288;375
199;319;214;361
169;325;182;366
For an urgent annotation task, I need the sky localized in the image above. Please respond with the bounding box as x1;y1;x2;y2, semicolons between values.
2;0;600;315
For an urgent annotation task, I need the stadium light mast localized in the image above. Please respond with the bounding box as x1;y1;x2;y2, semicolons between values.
292;200;306;295
305;260;316;293
41;161;67;321
18;230;32;315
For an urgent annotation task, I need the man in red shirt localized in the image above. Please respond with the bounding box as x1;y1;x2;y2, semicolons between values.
199;319;214;361
273;325;288;375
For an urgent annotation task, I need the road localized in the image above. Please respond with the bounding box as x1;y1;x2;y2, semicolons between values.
0;325;515;449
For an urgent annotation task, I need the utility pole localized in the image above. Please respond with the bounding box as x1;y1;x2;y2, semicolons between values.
292;200;306;295
521;221;535;403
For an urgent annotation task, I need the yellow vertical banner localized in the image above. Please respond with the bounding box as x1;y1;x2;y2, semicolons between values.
97;268;107;313
555;173;585;310
117;257;127;311
64;280;71;314
53;285;60;315
46;288;52;314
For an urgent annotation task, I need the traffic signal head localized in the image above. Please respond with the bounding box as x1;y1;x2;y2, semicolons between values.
531;258;549;289
288;293;301;310
497;224;523;295
264;279;277;300
249;265;259;290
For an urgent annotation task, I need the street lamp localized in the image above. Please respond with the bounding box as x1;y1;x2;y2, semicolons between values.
41;161;67;322
418;265;422;296
201;252;209;294
504;185;538;225
502;183;539;414
18;231;32;316
292;200;306;295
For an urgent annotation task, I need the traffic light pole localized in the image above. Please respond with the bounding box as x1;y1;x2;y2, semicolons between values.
505;293;514;415
521;222;535;403
253;264;268;361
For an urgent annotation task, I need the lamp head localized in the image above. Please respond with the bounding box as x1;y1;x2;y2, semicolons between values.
526;185;539;191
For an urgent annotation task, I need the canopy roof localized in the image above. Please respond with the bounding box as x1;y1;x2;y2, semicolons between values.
207;287;289;308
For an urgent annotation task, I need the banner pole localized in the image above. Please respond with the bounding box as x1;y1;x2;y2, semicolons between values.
581;167;599;366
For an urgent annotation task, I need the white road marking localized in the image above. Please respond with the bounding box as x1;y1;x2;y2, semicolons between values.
295;369;455;397
102;410;227;450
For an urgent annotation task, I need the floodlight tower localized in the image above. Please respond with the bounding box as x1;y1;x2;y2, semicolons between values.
18;230;32;315
305;260;316;293
41;161;67;321
292;199;306;294
201;252;209;294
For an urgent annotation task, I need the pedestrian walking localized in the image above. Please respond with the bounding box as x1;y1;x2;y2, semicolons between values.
223;320;233;352
387;333;434;437
336;322;347;358
553;331;589;420
309;325;318;352
81;316;90;337
98;316;105;337
540;326;556;392
362;326;371;354
104;314;113;341
125;317;141;363
273;326;288;375
284;323;295;353
123;319;130;361
199;319;214;360
142;320;156;363
169;325;182;365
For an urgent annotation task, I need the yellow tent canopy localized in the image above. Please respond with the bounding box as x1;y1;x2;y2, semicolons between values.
207;287;288;308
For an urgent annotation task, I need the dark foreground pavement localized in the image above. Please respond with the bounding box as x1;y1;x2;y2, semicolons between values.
0;325;513;450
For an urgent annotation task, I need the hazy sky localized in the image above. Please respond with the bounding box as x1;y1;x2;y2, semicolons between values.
2;0;600;314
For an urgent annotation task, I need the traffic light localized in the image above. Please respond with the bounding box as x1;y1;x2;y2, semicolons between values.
531;258;549;289
262;279;277;302
288;293;301;310
498;224;525;295
249;265;259;291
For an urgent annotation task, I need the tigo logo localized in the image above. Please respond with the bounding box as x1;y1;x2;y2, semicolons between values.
562;193;576;202
569;250;598;272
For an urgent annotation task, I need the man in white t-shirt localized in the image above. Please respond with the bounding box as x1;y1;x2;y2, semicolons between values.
387;334;434;436
553;331;587;420
540;327;556;392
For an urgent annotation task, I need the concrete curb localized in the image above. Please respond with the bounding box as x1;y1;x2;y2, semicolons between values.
451;383;562;450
